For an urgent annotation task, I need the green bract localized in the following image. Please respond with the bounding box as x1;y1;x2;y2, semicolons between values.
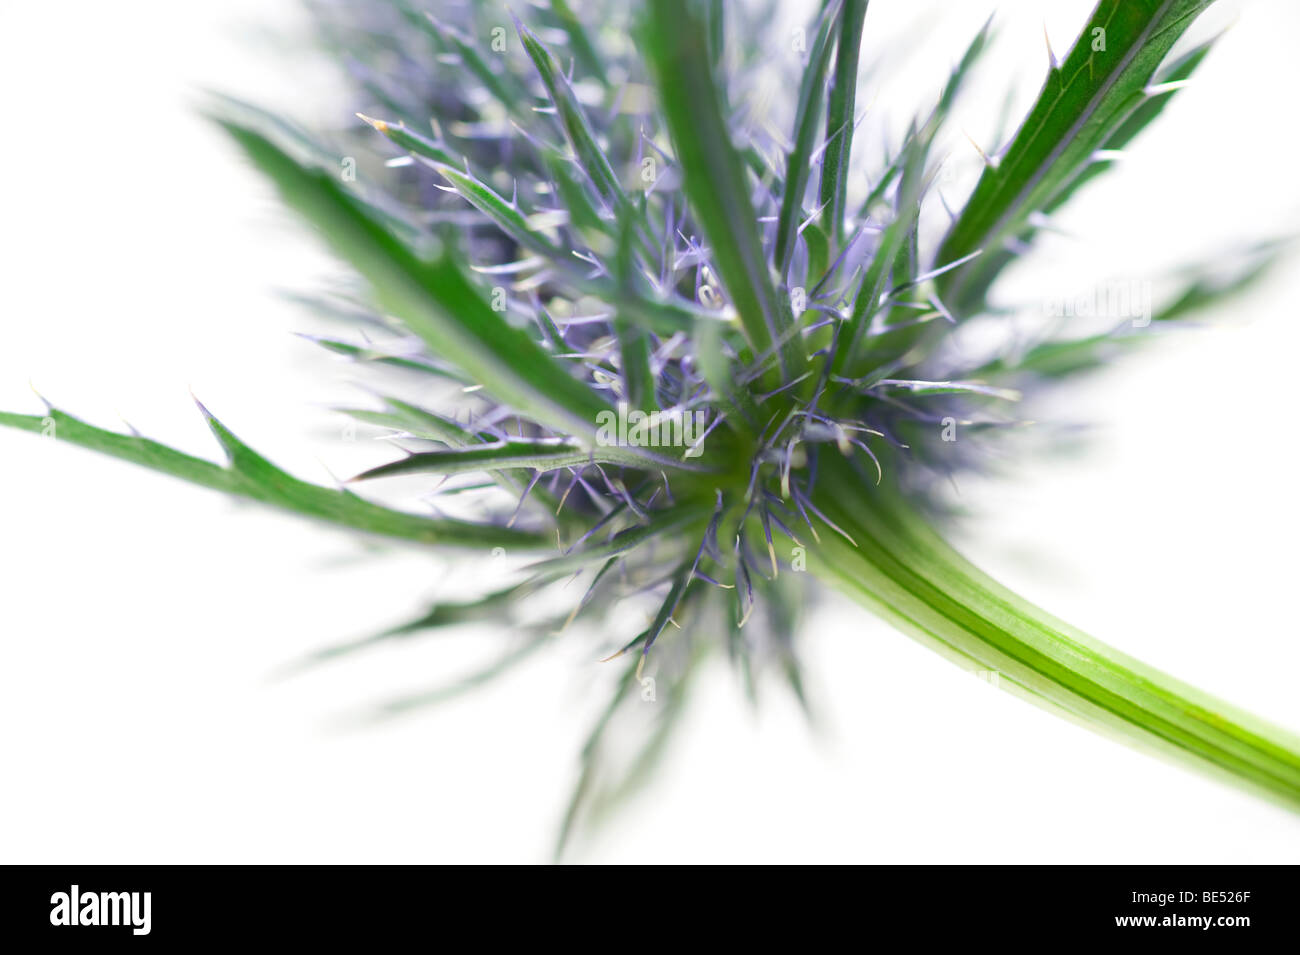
4;0;1297;855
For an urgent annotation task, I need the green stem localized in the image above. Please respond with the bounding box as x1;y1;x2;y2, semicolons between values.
808;459;1300;810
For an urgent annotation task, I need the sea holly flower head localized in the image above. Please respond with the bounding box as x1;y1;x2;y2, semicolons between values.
3;0;1297;856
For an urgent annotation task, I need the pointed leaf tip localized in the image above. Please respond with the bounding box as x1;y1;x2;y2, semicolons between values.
355;112;390;133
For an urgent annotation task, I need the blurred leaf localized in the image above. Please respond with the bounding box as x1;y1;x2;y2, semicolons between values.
336;397;485;445
0;406;540;548
1153;242;1280;322
357;113;457;166
281;582;536;673
976;242;1286;381
351;438;688;481
217;117;615;440
961;39;1218;294
774;1;839;279
305;335;473;388
423;13;529;112
516;17;643;238
548;0;608;86
937;0;1214;310
642;0;805;378
613;216;655;410
817;0;869;252
525;503;713;575
871;378;1021;400
836;131;928;372
362;633;554;721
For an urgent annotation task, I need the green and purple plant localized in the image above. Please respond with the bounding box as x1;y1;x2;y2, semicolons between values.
4;0;1297;856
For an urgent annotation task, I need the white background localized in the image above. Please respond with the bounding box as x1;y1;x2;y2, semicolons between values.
2;0;1298;863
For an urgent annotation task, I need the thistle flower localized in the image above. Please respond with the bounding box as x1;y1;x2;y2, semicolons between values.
4;0;1297;858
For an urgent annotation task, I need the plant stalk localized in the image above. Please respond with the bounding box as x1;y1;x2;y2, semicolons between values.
807;458;1300;810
